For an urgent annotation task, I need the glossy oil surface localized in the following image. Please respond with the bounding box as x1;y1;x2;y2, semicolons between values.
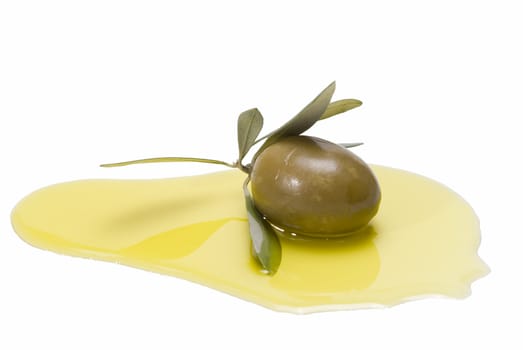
11;165;489;313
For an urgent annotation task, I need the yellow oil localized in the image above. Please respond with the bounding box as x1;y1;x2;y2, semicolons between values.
11;165;489;313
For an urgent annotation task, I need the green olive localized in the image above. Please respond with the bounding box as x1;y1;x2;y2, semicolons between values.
250;135;381;238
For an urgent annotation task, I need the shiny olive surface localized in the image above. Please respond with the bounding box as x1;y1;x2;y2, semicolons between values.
250;136;381;237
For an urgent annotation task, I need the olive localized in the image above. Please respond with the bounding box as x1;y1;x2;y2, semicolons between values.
250;135;381;238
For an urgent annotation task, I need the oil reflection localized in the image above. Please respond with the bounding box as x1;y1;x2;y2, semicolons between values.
120;218;234;260
270;226;380;293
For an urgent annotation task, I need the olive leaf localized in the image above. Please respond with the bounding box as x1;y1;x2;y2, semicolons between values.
242;177;282;275
237;108;263;162
100;157;234;168
320;99;362;120
339;142;364;148
253;81;336;158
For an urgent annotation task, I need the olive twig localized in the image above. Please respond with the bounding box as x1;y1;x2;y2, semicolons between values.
101;81;367;275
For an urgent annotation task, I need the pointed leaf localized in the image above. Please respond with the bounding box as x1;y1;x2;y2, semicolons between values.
100;157;233;168
254;81;336;158
339;142;364;148
242;177;282;275
237;108;264;162
320;99;362;120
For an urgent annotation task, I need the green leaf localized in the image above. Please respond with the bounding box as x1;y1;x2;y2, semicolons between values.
254;81;336;157
242;177;282;275
339;142;364;148
320;99;362;120
237;108;264;162
100;157;233;168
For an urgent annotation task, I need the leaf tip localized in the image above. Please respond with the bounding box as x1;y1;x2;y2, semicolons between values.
327;80;336;92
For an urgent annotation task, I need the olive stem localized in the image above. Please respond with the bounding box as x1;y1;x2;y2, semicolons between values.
252;135;268;146
233;160;251;174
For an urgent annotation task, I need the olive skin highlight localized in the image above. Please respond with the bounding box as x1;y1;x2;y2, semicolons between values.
250;136;381;237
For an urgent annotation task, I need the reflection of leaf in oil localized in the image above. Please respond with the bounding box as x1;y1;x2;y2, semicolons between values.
121;218;233;260
270;226;381;294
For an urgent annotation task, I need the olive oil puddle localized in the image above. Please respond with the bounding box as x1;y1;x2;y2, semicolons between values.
11;166;489;313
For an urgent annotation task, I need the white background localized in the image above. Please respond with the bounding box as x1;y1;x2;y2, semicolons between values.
1;1;522;349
